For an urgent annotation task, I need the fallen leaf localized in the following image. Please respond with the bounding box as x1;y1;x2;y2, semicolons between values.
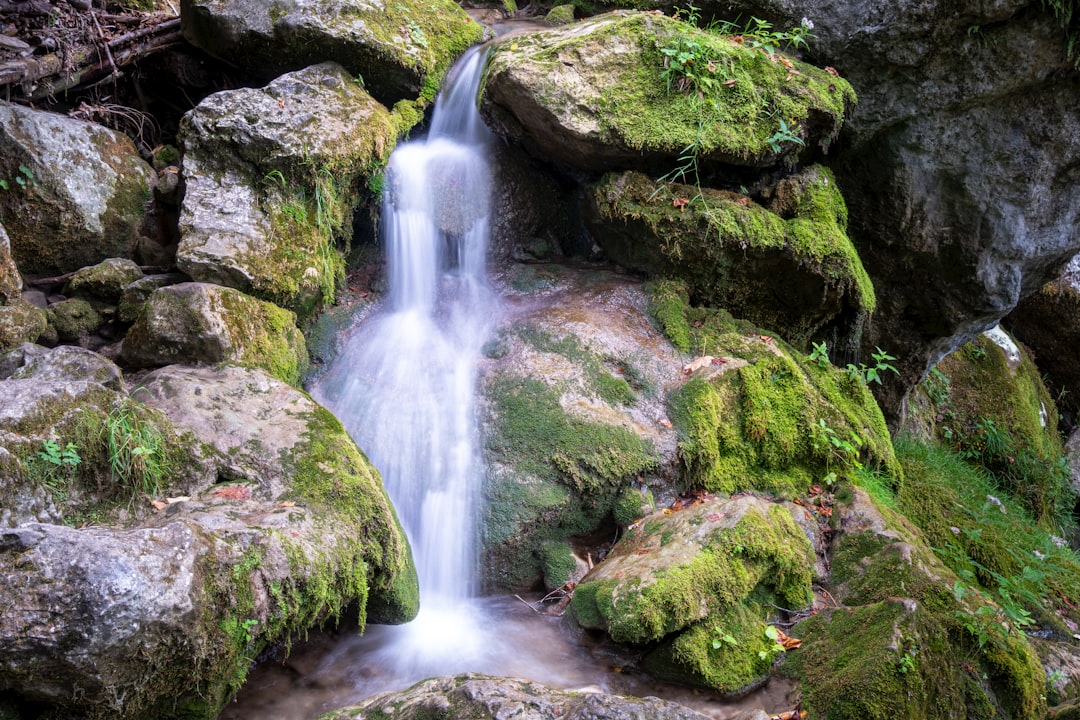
723;78;738;87
150;500;166;511
824;66;840;76
808;485;823;496
166;496;190;504
673;197;689;210
210;486;253;501
659;419;673;428
776;628;802;650
279;501;296;508
706;512;726;522
635;548;654;555
661;508;674;515
683;355;717;374
759;335;774;343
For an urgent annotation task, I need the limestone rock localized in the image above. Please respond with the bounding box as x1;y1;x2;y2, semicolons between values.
117;272;188;324
178;62;399;317
0;298;46;352
480;12;854;174
0;101;156;278
180;0;483;105
11;344;124;391
0;221;21;303
46;297;104;344
586;167;874;348
318;673;712;720
121;282;308;386
63;258;144;303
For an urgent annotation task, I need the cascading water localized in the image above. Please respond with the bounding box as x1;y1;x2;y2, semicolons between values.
311;45;497;680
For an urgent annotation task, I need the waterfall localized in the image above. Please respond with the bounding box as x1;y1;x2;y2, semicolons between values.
312;46;498;678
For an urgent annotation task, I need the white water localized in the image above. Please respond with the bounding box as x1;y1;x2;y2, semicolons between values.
311;46;500;685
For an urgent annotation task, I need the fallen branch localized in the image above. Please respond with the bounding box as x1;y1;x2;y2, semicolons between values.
513;594;543;614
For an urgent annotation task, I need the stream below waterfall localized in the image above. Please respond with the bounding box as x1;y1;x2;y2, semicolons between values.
223;40;798;720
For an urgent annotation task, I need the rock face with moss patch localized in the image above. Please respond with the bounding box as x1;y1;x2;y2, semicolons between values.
480;271;678;590
0;360;417;719
0;101;156;278
480;12;854;174
318;673;714;719
180;0;483;105
178;63;403;318
587;167;874;348
786;485;1047;720
121;282;308;386
0;222;20;303
0;299;45;352
572;495;812;693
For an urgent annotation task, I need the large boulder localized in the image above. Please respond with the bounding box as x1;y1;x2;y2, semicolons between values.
121;282;308;386
644;0;1080;422
479;11;855;175
0;298;45;353
572;495;813;694
586;167;874;349
178;62;402;318
0;361;417;719
180;0;484;105
317;673;715;720
0;101;156;278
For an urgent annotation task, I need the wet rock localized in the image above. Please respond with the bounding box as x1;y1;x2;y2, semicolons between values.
318;673;713;720
178;62;399;318
121;282;308;386
180;0;484;105
0;101;156;278
480;12;854;174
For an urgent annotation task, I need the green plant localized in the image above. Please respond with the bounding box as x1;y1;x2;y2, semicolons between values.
711;625;739;650
808;341;830;367
845;346;899;385
0;165;36;191
759;624;786;661
812;418;864;485
898;649;917;674
102;399;168;498
407;20;428;46
766;118;805;153
36;440;81;497
925;367;951;407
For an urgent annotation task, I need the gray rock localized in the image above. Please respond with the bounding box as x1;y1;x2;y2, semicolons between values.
117;272;188;324
179;0;484;105
0;221;21;303
319;673;713;720
480;12;855;174
63;258;144;303
0;101;157;278
177;63;399;316
0;342;48;379
11;345;124;391
0;298;46;352
120;282;308;386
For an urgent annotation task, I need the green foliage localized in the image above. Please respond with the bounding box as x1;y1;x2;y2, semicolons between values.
0;165;36;192
1041;0;1080;65
811;418;864;486
35;440;81;497
808;340;830;367
101;397;169;497
766;118;805;153
845;347;899;385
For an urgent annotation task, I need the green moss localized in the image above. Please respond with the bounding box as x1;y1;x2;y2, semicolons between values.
46;298;103;343
484;13;854;165
668;336;897;497
545;4;575;24
592;168;873;347
613;486;654;525
571;505;811;645
216;289;309;386
540;541;577;588
643;602;780;693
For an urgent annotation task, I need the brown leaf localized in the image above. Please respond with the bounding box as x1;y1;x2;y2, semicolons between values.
723;78;738;87
673;197;689;210
682;355;717;374
150;500;166;511
210;486;253;501
776;628;803;650
824;66;840;76
279;501;296;508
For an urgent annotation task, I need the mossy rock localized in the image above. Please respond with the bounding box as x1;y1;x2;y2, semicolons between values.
0;299;46;351
480;12;855;174
180;0;484;106
784;485;1047;720
545;3;576;24
46;298;104;344
63;258;143;303
588;167;874;349
661;305;897;497
905;328;1071;523
121;282;308;386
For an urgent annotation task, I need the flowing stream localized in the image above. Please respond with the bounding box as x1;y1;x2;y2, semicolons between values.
223;45;796;719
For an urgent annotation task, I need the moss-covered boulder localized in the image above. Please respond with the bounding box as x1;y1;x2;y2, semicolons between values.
653;283;896;496
121;282;308;386
180;0;484;106
46;298;104;345
571;495;812;693
178;63;405;319
545;3;575;25
317;673;714;719
904;327;1071;524
480;271;677;590
480;12;855;174
63;258;144;304
0;298;46;352
785;485;1047;720
0;101;156;278
117;272;188;324
0;362;417;719
588;167;874;348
